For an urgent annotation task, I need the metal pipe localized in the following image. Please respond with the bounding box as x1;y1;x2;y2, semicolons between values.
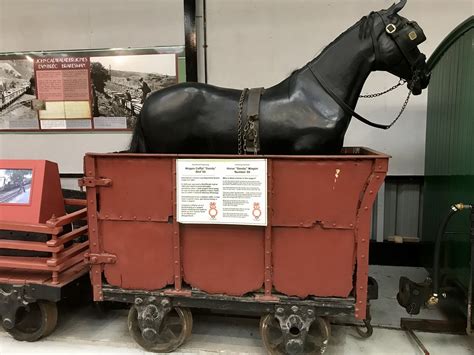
431;203;473;305
467;208;474;335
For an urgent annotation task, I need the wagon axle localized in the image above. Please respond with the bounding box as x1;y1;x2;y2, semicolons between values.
128;296;193;352
261;305;331;355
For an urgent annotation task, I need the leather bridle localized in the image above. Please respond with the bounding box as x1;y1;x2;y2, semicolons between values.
308;12;428;130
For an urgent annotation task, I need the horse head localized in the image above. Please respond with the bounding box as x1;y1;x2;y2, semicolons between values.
362;0;430;95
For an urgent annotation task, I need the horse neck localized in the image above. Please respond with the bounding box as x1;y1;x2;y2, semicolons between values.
301;23;375;108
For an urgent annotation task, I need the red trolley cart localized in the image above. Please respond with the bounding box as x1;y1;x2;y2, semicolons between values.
81;148;388;354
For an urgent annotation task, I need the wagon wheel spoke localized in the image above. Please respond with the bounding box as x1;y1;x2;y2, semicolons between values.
165;316;184;327
160;326;178;342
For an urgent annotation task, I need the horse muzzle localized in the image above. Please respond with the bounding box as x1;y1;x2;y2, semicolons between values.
408;55;430;95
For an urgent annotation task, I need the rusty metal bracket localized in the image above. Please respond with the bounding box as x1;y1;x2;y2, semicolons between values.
134;296;172;341
78;177;112;188
274;305;316;354
0;285;35;330
84;252;117;265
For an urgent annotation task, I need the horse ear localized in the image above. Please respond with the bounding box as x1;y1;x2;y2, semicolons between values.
387;0;407;14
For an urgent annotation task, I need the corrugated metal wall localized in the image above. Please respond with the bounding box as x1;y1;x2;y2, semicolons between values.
371;178;423;241
425;25;474;176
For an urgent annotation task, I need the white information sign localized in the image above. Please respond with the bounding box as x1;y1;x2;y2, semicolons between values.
177;159;267;226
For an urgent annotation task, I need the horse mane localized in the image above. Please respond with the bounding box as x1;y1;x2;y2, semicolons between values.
288;11;377;80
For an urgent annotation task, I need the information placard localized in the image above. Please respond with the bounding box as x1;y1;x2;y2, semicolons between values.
177;159;267;226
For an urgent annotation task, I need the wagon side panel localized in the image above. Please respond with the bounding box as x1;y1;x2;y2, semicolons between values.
271;159;373;297
181;225;265;296
91;156;175;290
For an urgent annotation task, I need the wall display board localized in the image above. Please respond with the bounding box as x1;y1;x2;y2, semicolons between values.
176;159;267;226
0;47;186;131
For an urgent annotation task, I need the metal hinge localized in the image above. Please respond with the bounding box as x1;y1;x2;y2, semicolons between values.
78;177;112;188
84;252;117;265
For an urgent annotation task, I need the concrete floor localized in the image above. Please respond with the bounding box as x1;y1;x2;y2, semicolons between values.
1;266;473;355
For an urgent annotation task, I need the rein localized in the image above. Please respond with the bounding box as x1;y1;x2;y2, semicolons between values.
307;65;412;130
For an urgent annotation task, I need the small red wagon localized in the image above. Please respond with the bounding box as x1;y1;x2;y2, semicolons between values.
0;160;89;341
81;147;388;354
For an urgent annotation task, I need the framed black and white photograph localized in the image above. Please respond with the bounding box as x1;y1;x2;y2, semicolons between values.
0;59;38;130
90;52;180;130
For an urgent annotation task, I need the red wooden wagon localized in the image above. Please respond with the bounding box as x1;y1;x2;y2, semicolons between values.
81;147;388;354
0;160;89;341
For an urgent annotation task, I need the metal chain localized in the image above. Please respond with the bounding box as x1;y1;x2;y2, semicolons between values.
385;90;412;129
359;78;406;98
253;123;258;155
237;88;248;155
243;120;250;154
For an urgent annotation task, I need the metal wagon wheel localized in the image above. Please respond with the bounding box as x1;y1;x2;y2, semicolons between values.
4;301;58;342
260;314;331;355
128;305;193;353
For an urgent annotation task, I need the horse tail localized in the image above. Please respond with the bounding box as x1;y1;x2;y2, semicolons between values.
129;110;148;153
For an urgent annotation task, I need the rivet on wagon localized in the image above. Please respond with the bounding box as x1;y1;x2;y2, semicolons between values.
148;217;151;220
364;206;368;210
105;215;109;219
291;306;299;313
355;307;359;312
359;301;363;304
175;261;179;264
266;279;271;283
332;223;336;227
276;307;284;315
93;243;97;246
133;216;137;220
360;286;364;290
88;171;92;174
350;224;353;227
361;255;365;258
376;175;380;179
369;190;373;194
90;200;94;203
175;276;179;279
362;238;366;242
91;214;95;218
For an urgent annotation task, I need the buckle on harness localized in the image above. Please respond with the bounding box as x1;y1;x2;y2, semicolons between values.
385;23;396;34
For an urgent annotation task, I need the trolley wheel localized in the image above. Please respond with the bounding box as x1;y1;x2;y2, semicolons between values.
4;301;58;342
128;306;193;353
260;314;331;354
355;319;373;338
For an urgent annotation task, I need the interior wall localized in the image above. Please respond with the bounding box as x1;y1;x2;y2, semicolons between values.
203;0;471;175
0;0;184;173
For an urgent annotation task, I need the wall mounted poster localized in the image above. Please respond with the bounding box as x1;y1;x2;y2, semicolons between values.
0;47;185;131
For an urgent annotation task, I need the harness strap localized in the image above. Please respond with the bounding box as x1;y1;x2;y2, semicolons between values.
244;87;264;154
307;65;392;130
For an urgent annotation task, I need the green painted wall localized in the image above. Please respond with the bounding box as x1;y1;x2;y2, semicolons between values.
423;17;473;292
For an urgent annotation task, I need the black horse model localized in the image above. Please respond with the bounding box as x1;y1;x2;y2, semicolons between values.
130;0;430;155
